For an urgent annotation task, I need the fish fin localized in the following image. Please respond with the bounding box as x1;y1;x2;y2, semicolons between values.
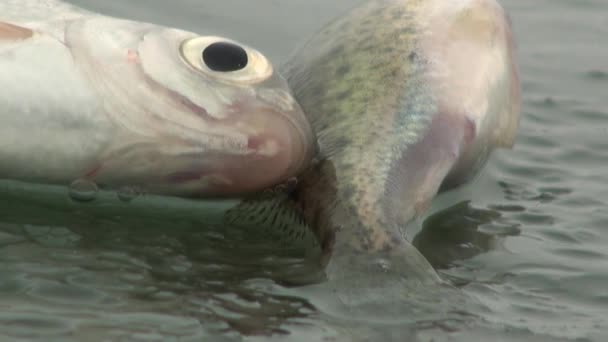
385;111;467;225
316;231;447;320
0;22;33;41
224;193;323;257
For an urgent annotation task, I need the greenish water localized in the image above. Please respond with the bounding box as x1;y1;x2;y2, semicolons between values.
1;0;607;341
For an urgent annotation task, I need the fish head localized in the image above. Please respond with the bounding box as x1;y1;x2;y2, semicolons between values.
64;17;316;196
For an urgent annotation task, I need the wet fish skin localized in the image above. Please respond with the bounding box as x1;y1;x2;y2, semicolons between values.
283;0;520;259
0;0;316;197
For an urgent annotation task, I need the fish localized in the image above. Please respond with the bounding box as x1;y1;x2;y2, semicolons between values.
0;0;316;197
230;0;520;289
283;0;520;254
0;0;520;284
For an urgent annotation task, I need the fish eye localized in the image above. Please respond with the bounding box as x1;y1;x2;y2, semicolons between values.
180;36;272;84
202;42;248;72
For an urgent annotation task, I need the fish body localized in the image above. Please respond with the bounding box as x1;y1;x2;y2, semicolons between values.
282;0;520;258
0;0;315;197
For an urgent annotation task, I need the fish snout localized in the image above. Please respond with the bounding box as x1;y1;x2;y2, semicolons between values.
238;93;317;191
151;99;316;197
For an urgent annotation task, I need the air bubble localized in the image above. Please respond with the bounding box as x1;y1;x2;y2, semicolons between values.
376;258;391;272
117;186;141;202
68;179;99;202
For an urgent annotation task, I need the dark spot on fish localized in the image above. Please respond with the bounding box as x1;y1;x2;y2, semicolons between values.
331;136;351;151
346;76;362;88
339;161;353;171
340;185;356;201
382;46;395;54
358;41;374;52
335;90;350;101
400;26;415;35
391;9;405;19
202;41;248;72
328;44;345;57
335;64;351;77
383;69;399;80
309;86;325;100
408;51;418;62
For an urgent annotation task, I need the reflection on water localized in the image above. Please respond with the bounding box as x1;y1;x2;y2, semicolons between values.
0;198;323;340
414;200;520;271
0;182;484;340
0;181;527;340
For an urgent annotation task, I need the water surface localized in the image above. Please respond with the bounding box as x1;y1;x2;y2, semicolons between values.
1;0;607;340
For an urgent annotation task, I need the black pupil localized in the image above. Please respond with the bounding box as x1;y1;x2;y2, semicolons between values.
202;42;248;72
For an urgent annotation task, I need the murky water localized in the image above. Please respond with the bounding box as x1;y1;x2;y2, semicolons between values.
1;0;607;340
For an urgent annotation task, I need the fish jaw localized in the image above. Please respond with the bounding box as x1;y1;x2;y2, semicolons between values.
60;16;316;196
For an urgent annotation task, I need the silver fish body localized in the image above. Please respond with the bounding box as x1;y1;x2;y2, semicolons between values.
0;0;316;197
